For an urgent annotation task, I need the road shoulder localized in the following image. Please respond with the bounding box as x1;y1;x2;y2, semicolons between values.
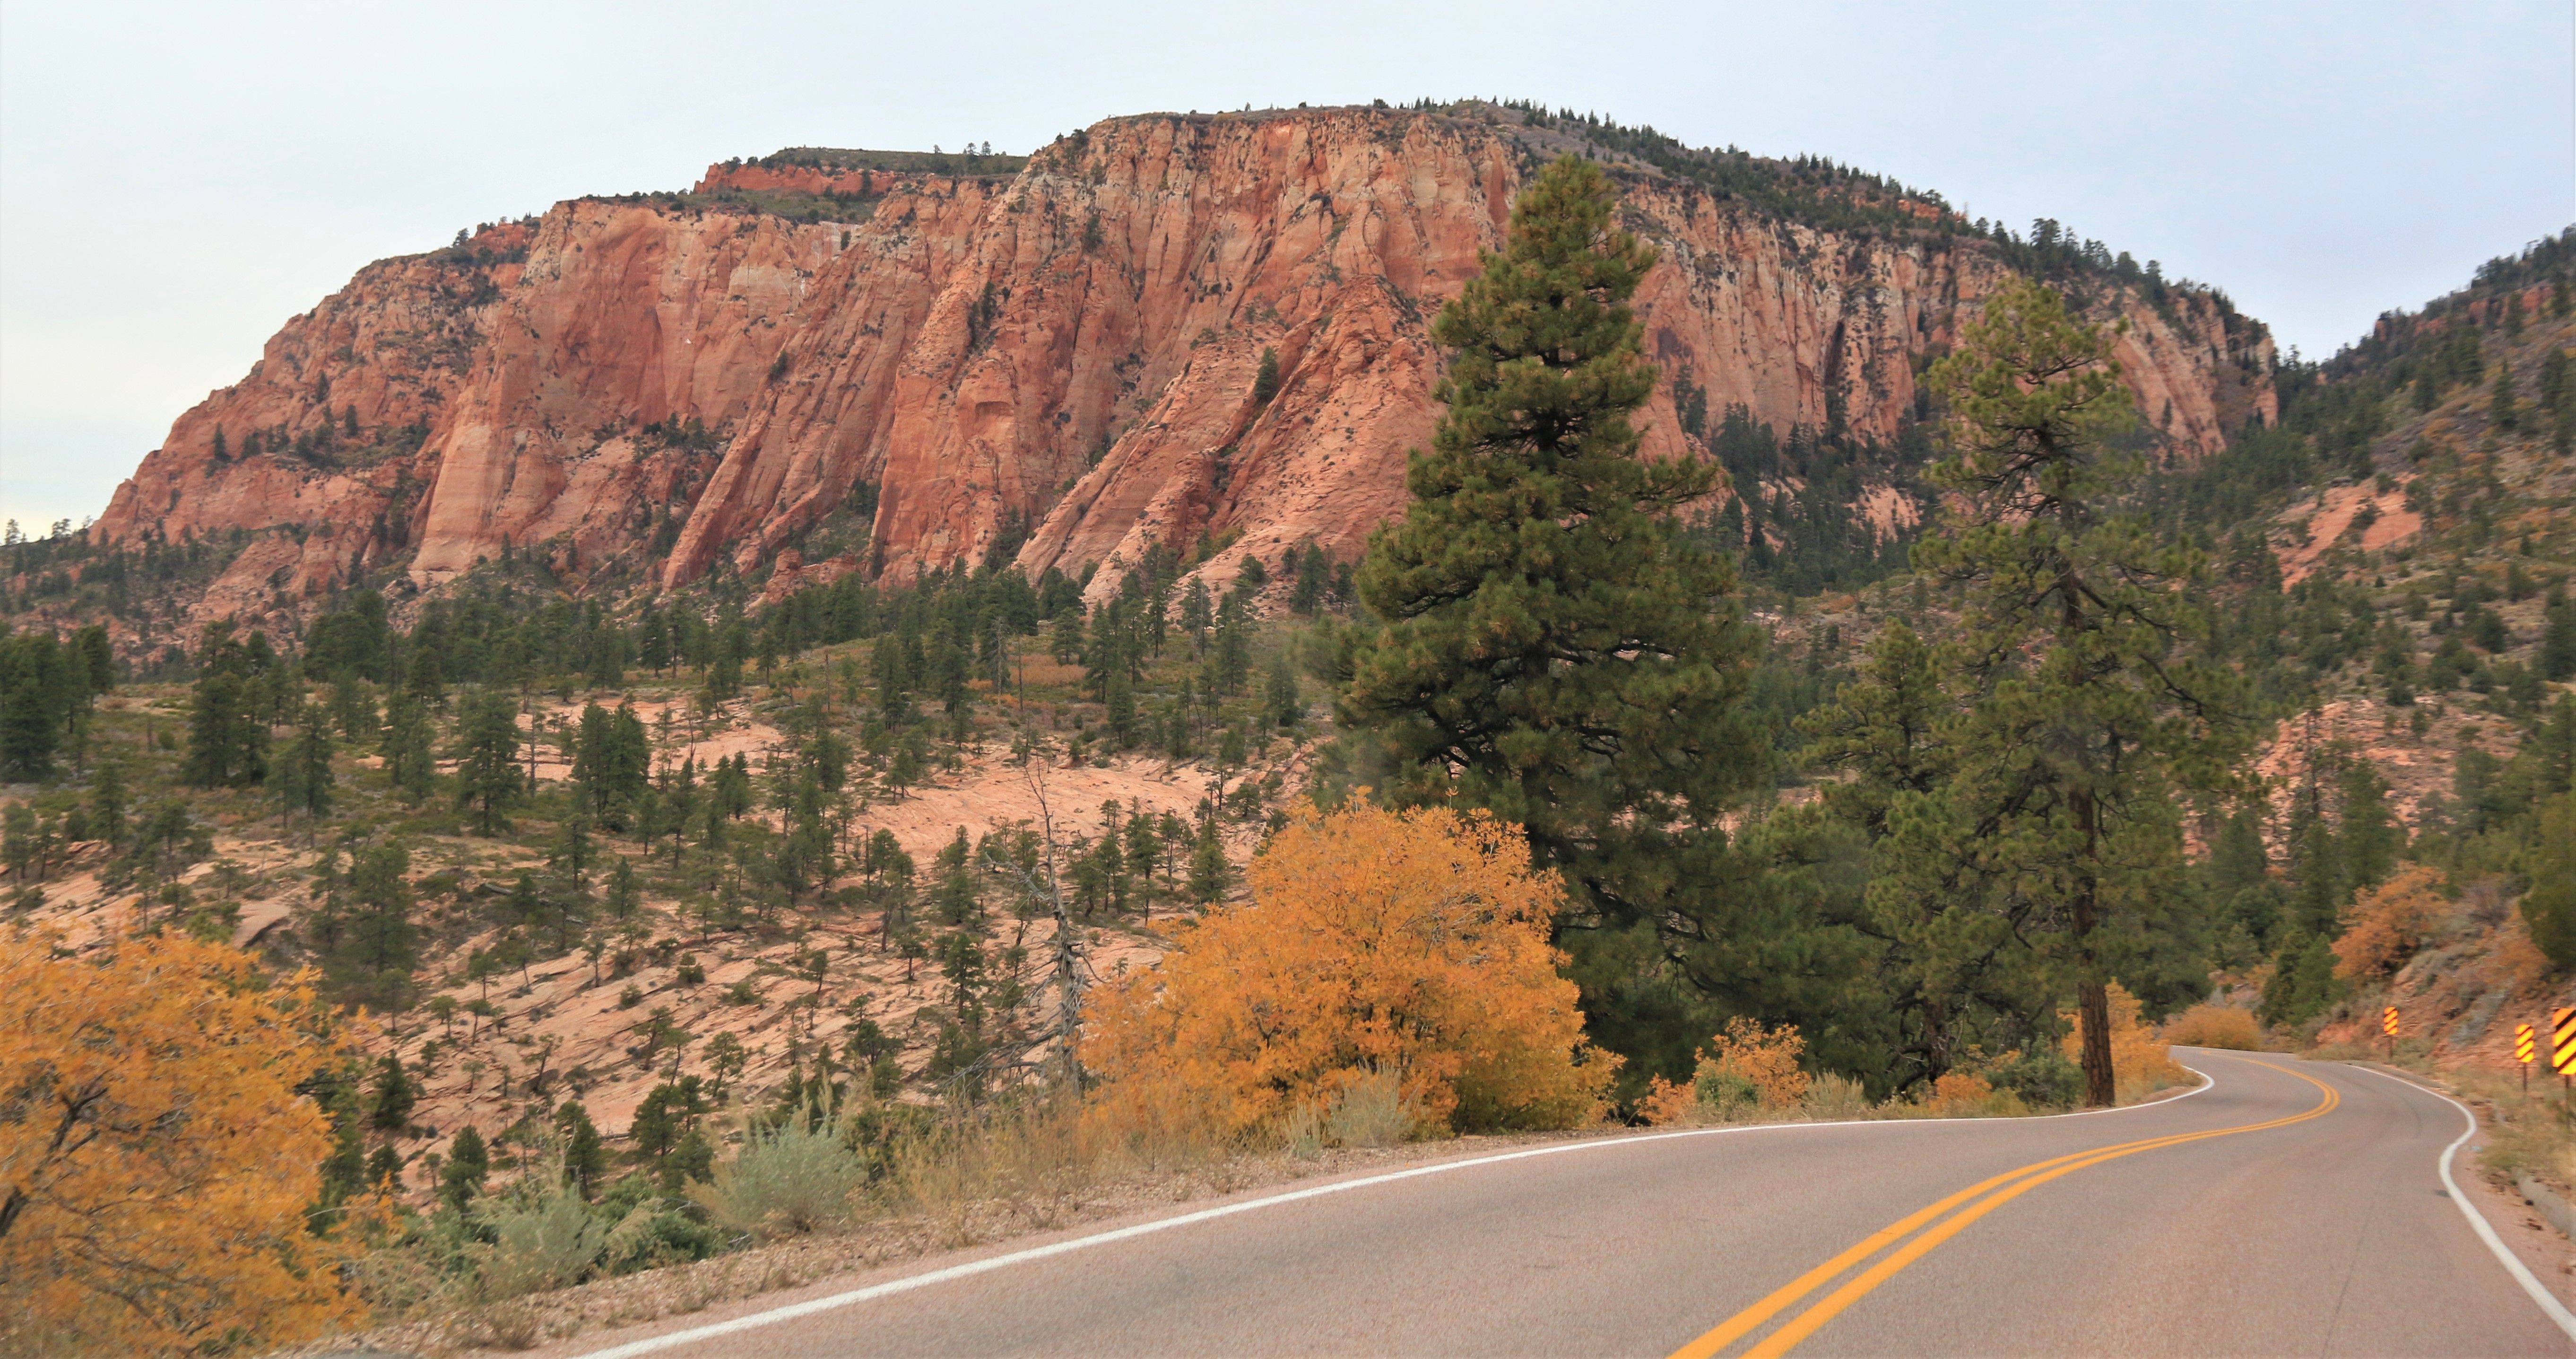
2460;1164;2576;1309
2336;1060;2576;1314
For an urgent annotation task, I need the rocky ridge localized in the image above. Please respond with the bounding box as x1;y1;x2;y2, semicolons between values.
88;103;2276;631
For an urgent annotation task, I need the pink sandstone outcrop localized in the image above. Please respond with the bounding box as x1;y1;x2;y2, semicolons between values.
90;104;2277;623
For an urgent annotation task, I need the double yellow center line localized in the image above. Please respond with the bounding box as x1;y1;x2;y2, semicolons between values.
1669;1063;2341;1358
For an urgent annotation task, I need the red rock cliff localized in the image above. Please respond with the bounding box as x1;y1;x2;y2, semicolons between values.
92;105;2276;623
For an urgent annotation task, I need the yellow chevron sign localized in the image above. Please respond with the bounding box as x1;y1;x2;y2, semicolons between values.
2381;1006;2399;1037
2517;1023;2538;1064
2555;1008;2576;1077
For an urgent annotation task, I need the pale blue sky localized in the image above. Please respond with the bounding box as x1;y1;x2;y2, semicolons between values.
3;0;2569;529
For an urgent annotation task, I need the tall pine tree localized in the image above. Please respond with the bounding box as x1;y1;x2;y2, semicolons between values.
1797;620;2047;1087
452;687;524;834
337;841;417;1011
271;702;335;833
1899;279;2251;1106
1337;155;1765;1076
181;624;269;789
381;688;436;803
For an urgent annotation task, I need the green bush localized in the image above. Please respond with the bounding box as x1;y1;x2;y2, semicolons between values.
1984;1048;2082;1108
688;1116;865;1238
1692;1068;1761;1117
2519;794;2576;971
470;1173;660;1301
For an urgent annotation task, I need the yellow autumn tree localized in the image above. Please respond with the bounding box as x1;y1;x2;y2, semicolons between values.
0;925;364;1355
1083;802;1614;1140
2332;863;2449;981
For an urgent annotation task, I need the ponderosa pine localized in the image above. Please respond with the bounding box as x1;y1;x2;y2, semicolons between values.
1339;156;1766;1046
1900;278;2251;1106
451;688;525;834
1795;620;2023;1085
382;687;436;803
439;1125;488;1211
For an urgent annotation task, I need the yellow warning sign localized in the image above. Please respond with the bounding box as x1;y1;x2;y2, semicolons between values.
2554;1008;2576;1077
2517;1022;2538;1064
2381;1006;2399;1037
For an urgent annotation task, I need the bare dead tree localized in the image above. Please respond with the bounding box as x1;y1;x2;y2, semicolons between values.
1022;743;1084;1093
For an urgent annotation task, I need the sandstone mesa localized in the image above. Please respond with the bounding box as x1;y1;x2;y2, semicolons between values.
90;104;2277;631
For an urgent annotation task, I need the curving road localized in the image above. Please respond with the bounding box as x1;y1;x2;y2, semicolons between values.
567;1051;2571;1357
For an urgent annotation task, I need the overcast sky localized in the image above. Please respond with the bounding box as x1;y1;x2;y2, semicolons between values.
3;0;2568;529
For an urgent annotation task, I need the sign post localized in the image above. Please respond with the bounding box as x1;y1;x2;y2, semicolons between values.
2554;1008;2576;1104
2517;1022;2538;1096
2381;1005;2399;1061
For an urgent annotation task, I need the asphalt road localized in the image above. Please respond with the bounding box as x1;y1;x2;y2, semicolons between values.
571;1051;2571;1357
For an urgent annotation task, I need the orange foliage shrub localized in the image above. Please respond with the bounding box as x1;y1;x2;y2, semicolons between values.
1082;803;1614;1140
2493;929;2552;995
2061;982;2188;1101
1924;1072;1994;1114
2160;1002;2264;1050
0;926;364;1355
2333;864;2449;981
1701;1018;1811;1107
1638;1019;1811;1126
1637;1074;1699;1126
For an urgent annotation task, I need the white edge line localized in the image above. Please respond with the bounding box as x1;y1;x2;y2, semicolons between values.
572;1068;2217;1358
2336;1061;2576;1340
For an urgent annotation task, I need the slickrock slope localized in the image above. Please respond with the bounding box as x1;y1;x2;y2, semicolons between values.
90;104;2275;624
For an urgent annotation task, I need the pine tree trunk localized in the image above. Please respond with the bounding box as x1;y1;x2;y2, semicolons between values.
1921;994;1954;1083
2078;976;2115;1107
2071;783;2116;1107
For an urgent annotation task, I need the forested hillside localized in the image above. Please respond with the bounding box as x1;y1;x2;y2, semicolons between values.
1743;225;2576;1077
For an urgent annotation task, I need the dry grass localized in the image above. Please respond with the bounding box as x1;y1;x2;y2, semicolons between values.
301;1050;2215;1357
889;1100;1109;1245
2455;1067;2576;1196
880;1089;1257;1248
1800;1072;1874;1120
1319;1070;1423;1148
295;1122;1587;1358
1638;1064;2190;1129
1012;659;1088;688
2160;1003;2268;1051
